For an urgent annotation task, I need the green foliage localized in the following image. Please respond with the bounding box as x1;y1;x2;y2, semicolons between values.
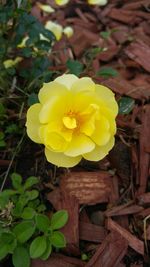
118;96;135;115
12;246;30;267
66;59;84;77
27;93;39;106
96;67;118;78
30;236;47;259
0;173;68;267
0;1;54;93
0;131;6;148
100;31;111;39
50;210;68;230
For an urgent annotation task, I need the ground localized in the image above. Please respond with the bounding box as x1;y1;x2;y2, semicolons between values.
0;0;150;266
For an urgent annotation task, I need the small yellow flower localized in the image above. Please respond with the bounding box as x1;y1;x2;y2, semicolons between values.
37;2;55;13
88;0;108;5
3;57;23;69
45;21;63;41
26;74;118;167
55;0;70;6
63;26;74;38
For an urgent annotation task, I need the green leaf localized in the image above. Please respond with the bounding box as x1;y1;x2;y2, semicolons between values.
66;59;84;77
26;190;39;200
40;240;52;260
0;103;6;116
118;97;135;115
13;221;35;243
12;201;24;217
51;231;66;248
30;236;47;259
27;93;39;107
1;189;17;197
35;214;50;233
0;190;17;208
21;47;32;58
23;177;39;190
100;31;111;39
21;207;35;219
0;132;4;140
96;67;118;78
50;210;68;230
0;232;17;260
11;173;22;190
37;204;46;213
12;246;30;267
0;140;6;147
5;124;21;134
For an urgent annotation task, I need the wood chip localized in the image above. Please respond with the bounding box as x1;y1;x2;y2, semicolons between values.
102;77;150;100
137;192;150;205
105;204;144;217
107;218;144;255
47;190;79;254
60;171;117;205
138;105;150;194
69;26;99;56
125;40;150;72
79;221;107;243
85;232;128;267
31;253;85;267
108;9;140;24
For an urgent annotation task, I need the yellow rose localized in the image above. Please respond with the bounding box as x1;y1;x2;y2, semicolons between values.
26;74;118;167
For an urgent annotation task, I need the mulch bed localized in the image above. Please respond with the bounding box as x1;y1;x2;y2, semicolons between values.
1;0;150;266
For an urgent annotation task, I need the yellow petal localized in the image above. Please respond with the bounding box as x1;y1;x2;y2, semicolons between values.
45;132;68;152
80;118;95;136
37;2;55;13
39;81;67;104
39;93;70;124
83;137;114;161
39;34;50;42
45;21;63;41
96;85;118;117
87;0;108;5
91;116;111;146
64;134;95;157
101;107;117;135
45;148;81;167
55;74;78;90
3;57;22;69
71;77;95;93
55;0;69;6
17;36;29;48
63;26;74;38
26;103;42;143
80;104;99;136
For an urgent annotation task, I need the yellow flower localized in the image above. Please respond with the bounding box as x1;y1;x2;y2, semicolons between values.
55;0;70;6
45;21;63;41
63;26;74;38
37;2;55;13
3;57;23;69
87;0;108;5
26;74;118;167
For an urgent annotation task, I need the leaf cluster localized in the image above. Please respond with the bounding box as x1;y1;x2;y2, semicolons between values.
0;1;55;93
0;173;68;267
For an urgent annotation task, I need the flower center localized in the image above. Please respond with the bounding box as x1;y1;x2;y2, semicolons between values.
63;116;77;129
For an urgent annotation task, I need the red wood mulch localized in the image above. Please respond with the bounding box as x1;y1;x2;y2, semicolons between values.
27;0;150;266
